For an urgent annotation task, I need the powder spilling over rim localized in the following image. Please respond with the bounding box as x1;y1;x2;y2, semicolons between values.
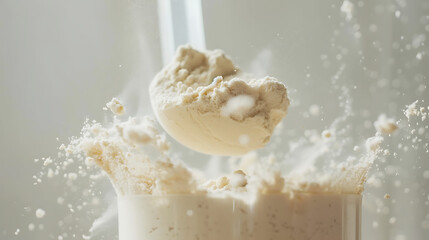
59;100;387;197
64;115;200;196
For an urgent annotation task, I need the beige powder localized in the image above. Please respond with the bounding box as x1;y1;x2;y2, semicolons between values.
68;116;199;196
149;45;289;156
374;114;398;134
106;98;125;116
65;108;382;196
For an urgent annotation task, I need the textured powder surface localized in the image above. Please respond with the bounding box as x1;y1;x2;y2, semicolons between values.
226;145;382;195
149;45;290;156
67;114;200;196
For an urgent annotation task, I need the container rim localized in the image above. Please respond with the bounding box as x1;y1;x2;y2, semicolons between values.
117;191;363;200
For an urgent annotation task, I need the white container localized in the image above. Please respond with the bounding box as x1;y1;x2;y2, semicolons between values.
118;193;361;240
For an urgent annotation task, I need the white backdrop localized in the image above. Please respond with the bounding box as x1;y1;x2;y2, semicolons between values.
1;0;428;239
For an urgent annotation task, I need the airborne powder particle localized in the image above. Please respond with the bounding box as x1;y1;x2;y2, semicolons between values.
35;208;46;218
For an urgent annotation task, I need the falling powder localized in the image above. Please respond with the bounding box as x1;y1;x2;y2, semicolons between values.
35;209;46;219
106;98;125;116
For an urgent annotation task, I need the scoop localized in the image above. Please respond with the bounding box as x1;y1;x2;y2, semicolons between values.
149;45;289;156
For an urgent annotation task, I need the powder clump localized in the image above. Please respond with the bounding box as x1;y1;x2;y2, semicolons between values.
106;98;125;116
374;114;398;134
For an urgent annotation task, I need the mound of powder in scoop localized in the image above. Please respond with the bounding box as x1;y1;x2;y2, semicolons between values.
149;45;290;156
